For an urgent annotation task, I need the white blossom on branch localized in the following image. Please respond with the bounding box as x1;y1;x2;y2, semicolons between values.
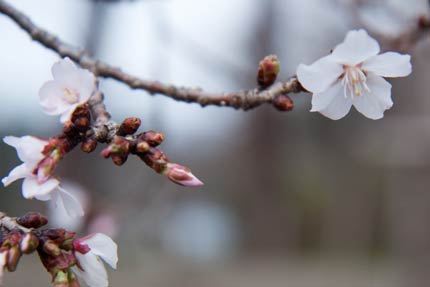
72;233;118;287
1;136;84;218
297;29;412;120
39;58;96;123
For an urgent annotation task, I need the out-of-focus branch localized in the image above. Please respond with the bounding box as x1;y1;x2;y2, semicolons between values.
0;0;304;111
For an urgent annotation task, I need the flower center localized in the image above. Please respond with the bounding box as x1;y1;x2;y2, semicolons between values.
341;65;370;99
63;87;79;104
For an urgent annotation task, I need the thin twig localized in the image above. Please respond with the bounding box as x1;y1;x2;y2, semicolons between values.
0;0;304;111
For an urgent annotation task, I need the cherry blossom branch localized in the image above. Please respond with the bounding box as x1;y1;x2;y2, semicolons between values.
0;0;304;111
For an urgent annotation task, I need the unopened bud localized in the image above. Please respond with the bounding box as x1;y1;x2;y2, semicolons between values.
81;137;98;153
418;16;430;29
36;155;58;183
17;212;48;228
68;271;80;287
101;137;130;165
118;117;141;136
272;94;294;111
139;131;165;147
257;55;280;87
43;240;61;257
20;233;39;254
63;121;78;137
74;117;90;132
135;140;150;154
53;270;69;287
71;104;91;132
164;163;204;187
6;246;21;272
111;154;128;166
142;148;169;173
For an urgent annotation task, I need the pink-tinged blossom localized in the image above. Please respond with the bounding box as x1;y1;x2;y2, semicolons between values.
164;163;204;187
72;233;118;287
297;29;412;120
39;57;96;123
0;250;6;285
2;136;84;218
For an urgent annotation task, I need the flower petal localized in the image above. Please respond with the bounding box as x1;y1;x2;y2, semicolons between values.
362;52;412;77
54;186;85;218
59;104;79;124
3;136;46;164
367;73;393;109
2;163;29;187
296;55;343;93
310;80;344;111
352;73;392;120
0;251;6;285
331;29;380;65
39;81;71;115
318;93;353;120
73;253;109;287
84;233;118;269
22;177;59;199
51;58;79;82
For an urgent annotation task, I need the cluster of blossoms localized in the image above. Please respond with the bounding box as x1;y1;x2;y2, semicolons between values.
2;58;95;217
2;57;203;285
0;212;117;287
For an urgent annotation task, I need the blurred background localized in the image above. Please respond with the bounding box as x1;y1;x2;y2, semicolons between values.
1;0;430;286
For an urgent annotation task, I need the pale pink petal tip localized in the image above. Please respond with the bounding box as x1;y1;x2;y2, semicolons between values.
165;163;204;187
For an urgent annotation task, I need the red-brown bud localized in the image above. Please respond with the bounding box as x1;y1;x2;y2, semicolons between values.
138;130;165;147
43;240;61;257
418;15;430;29
81;137;98;153
257;55;280;87
17;212;48;228
118;117;141;136
272;94;294;111
20;233;39;254
6;246;21;271
101;136;130;156
135;140;150;154
111;154;128;166
63;121;78;137
71;104;91;132
53;270;69;287
142;147;169;173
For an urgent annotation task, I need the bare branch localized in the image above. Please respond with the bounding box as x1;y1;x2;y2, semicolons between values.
0;0;305;111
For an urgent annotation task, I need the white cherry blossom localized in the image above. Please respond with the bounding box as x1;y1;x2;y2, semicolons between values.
2;136;84;218
0;250;6;286
297;29;412;120
73;233;118;287
39;57;96;123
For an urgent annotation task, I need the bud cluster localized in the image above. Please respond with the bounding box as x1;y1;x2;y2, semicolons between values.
98;117;203;187
0;212;107;287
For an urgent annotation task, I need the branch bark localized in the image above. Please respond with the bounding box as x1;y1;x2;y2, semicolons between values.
0;0;305;111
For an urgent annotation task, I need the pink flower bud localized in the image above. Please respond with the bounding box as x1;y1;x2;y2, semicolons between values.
17;212;48;228
272;94;294;111
138;130;165;147
164;163;204;187
257;55;280;87
118;117;141;136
